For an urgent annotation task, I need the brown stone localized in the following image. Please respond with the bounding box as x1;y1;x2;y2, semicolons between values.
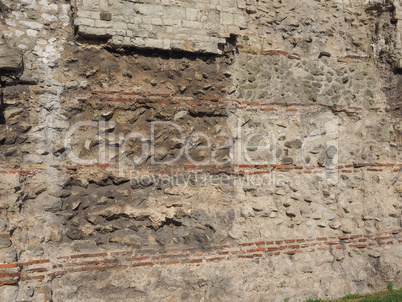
0;46;22;71
100;11;112;21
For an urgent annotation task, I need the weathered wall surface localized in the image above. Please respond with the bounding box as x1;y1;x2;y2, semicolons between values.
75;0;246;53
0;0;401;301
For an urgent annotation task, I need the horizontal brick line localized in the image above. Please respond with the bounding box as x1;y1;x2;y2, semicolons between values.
19;275;45;281
85;99;371;113
237;48;370;64
0;272;20;279
0;263;20;269
0;259;50;269
0;230;398;285
1;162;400;178
91;91;171;97
154;260;180;266
0;170;36;175
83;93;384;114
206;256;228;262
24;267;48;273
70;252;108;259
2;230;399;267
48;271;68;278
0;279;19;285
238;48;301;60
66;259;118;267
238;255;257;259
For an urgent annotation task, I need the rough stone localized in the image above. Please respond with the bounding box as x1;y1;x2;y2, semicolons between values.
4;108;24;120
0;46;22;71
0;0;400;301
284;139;302;149
0;234;11;249
397;58;402;71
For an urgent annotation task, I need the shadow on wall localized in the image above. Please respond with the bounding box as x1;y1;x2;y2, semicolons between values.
0;99;5;125
0;80;4;124
75;34;238;60
0;0;9;17
381;67;402;118
371;1;402;118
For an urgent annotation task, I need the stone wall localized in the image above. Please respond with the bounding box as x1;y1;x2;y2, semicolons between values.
74;0;247;53
0;0;401;301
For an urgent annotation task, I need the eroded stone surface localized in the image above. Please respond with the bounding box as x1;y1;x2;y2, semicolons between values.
0;0;401;301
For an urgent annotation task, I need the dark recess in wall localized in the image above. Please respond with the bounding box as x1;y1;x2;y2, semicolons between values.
0;84;5;125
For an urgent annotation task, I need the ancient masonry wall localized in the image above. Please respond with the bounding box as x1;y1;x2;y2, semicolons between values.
0;0;401;301
75;0;247;53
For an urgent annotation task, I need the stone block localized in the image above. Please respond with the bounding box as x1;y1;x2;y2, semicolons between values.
136;4;164;16
151;18;163;26
227;25;240;35
182;20;201;29
100;11;112;21
77;10;92;18
75;17;95;27
73;0;244;53
163;39;171;49
0;46;22;71
144;38;164;49
78;26;111;38
186;8;198;21
131;37;145;47
397;58;402;71
94;19;113;28
220;12;233;25
77;0;99;11
234;14;247;29
220;0;235;6
0;233;11;249
4;108;24;120
163;7;186;19
395;1;402;19
19;20;43;30
114;21;128;29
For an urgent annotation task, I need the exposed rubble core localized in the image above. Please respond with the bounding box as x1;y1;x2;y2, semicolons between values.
0;0;401;301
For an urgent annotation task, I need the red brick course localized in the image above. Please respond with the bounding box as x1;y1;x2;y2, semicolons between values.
0;229;397;286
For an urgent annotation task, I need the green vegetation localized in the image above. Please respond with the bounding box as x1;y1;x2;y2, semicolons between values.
243;35;250;46
306;287;401;302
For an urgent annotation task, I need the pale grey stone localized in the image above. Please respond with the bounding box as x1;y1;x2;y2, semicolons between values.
66;80;79;89
174;111;188;121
